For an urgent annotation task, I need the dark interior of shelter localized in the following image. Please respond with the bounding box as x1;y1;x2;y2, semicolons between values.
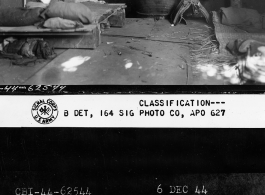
0;0;265;85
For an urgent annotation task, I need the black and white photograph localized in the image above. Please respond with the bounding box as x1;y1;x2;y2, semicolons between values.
1;0;265;194
0;0;264;85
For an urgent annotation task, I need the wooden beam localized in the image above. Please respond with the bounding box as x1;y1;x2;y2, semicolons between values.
0;24;101;49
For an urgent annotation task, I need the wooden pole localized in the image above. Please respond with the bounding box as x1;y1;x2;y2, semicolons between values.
230;0;242;8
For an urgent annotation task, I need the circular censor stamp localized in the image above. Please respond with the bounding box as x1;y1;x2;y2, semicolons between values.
31;99;59;124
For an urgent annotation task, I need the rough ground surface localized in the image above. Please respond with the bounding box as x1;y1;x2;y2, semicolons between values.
0;18;225;85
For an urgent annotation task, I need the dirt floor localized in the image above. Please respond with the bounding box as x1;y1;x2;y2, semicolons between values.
0;18;227;85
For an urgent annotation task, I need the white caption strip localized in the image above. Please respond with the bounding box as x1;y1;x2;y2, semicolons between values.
0;95;264;127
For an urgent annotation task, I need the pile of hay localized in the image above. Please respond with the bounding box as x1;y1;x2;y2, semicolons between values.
187;23;240;84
